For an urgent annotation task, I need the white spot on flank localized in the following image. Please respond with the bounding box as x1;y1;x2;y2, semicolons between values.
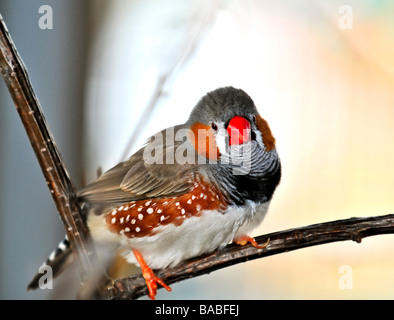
192;195;196;200
123;206;129;211
160;215;165;222
135;227;141;232
181;209;185;215
126;215;130;222
200;193;204;198
163;201;168;205
120;217;124;224
111;210;117;216
175;202;180;206
118;206;124;211
138;214;143;220
137;207;143;212
147;208;154;214
145;200;152;206
187;199;192;204
111;218;116;224
131;219;136;224
157;209;162;214
130;204;136;208
124;227;130;232
196;204;201;211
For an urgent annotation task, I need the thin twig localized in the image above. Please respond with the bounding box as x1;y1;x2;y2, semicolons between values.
120;1;222;160
103;213;394;300
0;14;96;287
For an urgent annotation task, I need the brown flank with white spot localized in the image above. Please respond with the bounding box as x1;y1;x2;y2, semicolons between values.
105;177;227;238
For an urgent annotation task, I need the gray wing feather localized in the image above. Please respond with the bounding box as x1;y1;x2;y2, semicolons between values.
78;125;195;207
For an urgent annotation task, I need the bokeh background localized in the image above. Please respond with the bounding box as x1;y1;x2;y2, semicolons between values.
1;0;394;299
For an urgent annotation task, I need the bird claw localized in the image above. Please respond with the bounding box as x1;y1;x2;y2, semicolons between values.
234;235;270;249
143;270;172;300
133;249;171;300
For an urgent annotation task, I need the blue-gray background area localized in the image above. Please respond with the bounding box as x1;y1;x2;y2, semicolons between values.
0;0;88;299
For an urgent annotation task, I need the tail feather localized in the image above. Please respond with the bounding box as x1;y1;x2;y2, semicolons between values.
27;236;73;290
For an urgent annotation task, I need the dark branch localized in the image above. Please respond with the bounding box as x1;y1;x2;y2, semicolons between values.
0;14;96;287
103;213;394;300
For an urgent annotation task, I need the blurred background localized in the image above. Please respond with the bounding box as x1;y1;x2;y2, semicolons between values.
1;0;394;299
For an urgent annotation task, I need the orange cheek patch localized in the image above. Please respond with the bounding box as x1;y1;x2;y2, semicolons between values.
189;122;220;160
255;114;276;151
105;177;227;238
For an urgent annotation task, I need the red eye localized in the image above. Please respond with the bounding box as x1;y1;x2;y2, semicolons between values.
211;123;218;131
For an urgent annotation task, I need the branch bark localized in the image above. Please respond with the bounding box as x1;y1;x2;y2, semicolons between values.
103;213;394;300
0;14;96;287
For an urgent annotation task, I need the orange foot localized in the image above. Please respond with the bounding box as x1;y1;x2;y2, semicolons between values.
133;249;172;300
234;235;270;249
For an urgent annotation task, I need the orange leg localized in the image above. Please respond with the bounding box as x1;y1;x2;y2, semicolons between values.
234;235;270;249
132;249;171;300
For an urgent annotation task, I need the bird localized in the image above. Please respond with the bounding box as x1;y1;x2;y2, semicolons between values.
28;86;281;299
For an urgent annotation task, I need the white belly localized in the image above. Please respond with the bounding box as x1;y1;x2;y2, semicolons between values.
88;200;270;269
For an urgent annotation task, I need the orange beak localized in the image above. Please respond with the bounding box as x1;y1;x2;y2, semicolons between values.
227;116;251;146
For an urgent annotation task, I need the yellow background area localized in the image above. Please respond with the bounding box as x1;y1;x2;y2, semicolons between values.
235;1;394;299
150;1;394;299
